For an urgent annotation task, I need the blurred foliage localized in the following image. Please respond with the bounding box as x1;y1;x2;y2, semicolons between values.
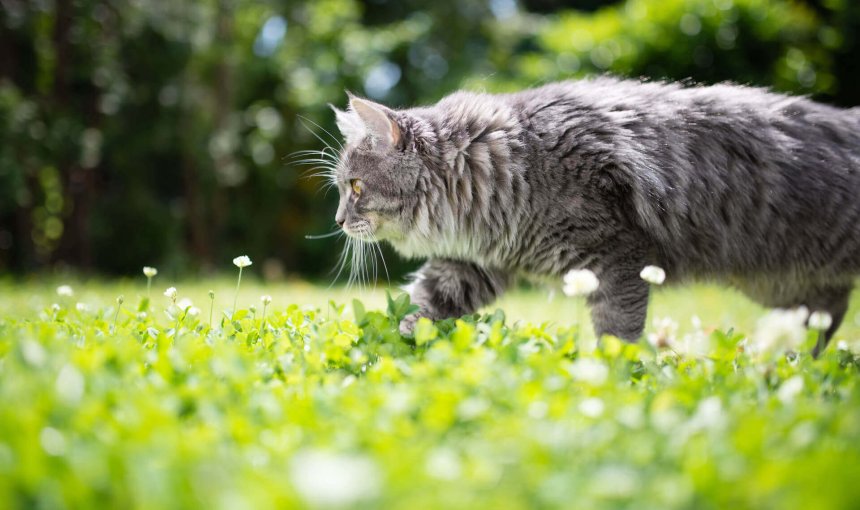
0;0;858;279
2;281;860;508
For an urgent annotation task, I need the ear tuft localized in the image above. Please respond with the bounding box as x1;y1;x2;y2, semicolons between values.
331;103;366;145
349;97;401;147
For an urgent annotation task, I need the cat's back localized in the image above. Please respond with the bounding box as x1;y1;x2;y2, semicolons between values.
502;77;860;276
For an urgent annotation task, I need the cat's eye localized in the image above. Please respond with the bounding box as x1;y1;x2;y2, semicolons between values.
350;179;363;196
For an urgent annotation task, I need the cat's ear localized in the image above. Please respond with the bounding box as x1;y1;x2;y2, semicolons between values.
348;95;401;148
330;103;366;146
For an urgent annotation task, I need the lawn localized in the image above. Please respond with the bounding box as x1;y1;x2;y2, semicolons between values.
1;276;860;509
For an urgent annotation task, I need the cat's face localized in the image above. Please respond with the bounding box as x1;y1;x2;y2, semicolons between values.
332;96;421;242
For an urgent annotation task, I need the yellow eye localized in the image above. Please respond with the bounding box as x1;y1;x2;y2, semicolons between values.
350;179;363;196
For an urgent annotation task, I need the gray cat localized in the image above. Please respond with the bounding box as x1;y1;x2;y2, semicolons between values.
328;77;860;355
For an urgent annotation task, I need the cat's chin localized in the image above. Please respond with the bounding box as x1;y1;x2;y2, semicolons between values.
343;229;374;241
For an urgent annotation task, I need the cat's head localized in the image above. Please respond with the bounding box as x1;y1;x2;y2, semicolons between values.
330;94;424;242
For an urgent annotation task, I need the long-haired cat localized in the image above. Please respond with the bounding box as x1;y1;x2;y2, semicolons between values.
327;77;860;355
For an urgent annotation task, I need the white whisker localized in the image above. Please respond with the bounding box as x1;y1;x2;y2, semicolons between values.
297;115;344;152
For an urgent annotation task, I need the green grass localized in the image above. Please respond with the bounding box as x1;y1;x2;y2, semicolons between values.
2;277;860;509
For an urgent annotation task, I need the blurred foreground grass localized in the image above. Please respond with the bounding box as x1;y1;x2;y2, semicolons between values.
1;278;860;509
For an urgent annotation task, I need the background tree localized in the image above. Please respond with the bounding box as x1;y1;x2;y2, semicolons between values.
0;0;857;280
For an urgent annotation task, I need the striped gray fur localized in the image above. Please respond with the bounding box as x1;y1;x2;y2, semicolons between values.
330;77;860;354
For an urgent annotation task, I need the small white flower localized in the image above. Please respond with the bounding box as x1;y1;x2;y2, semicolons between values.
691;315;702;330
562;269;599;297
579;397;605;418
289;450;381;507
178;298;194;310
142;266;158;278
56;285;74;297
647;316;678;349
75;303;89;313
233;255;252;268
51;303;61;313
261;295;272;305
673;330;712;358
639;265;666;285
837;340;849;351
566;358;609;385
40;427;67;456
808;311;833;331
425;448;463;480
21;340;47;367
164;287;177;300
187;306;200;317
752;306;809;355
56;364;84;404
777;375;804;404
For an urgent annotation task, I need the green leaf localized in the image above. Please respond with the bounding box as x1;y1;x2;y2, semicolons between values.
414;318;438;347
352;299;366;324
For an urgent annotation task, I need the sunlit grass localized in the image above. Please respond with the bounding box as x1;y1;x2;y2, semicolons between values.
2;277;860;508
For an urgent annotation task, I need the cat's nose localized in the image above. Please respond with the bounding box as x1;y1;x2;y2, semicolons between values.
336;218;345;228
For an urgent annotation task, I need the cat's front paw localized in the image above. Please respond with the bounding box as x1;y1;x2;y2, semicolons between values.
399;313;421;337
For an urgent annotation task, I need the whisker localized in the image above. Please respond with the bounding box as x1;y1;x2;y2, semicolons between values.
330;237;352;290
297;115;344;152
297;117;344;159
370;232;390;285
305;230;342;240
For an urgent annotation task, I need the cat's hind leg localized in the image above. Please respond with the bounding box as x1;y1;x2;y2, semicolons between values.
399;259;510;336
805;284;853;357
735;278;853;356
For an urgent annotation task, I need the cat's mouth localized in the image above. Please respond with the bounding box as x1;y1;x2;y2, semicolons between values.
342;220;376;240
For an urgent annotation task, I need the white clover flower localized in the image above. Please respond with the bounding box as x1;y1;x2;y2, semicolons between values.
164;287;178;300
425;448;463;481
777;375;804;404
640;265;666;285
808;311;833;331
56;285;74;297
39;427;67;457
673;330;712;358
562;269;599;297
579;397;605;418
56;364;84;404
647;316;678;349
566;358;609;385
751;306;809;355
261;295;272;305
233;255;253;268
143;266;158;278
21;340;47;367
289;450;381;507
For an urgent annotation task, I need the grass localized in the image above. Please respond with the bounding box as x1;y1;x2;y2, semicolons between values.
1;277;860;509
